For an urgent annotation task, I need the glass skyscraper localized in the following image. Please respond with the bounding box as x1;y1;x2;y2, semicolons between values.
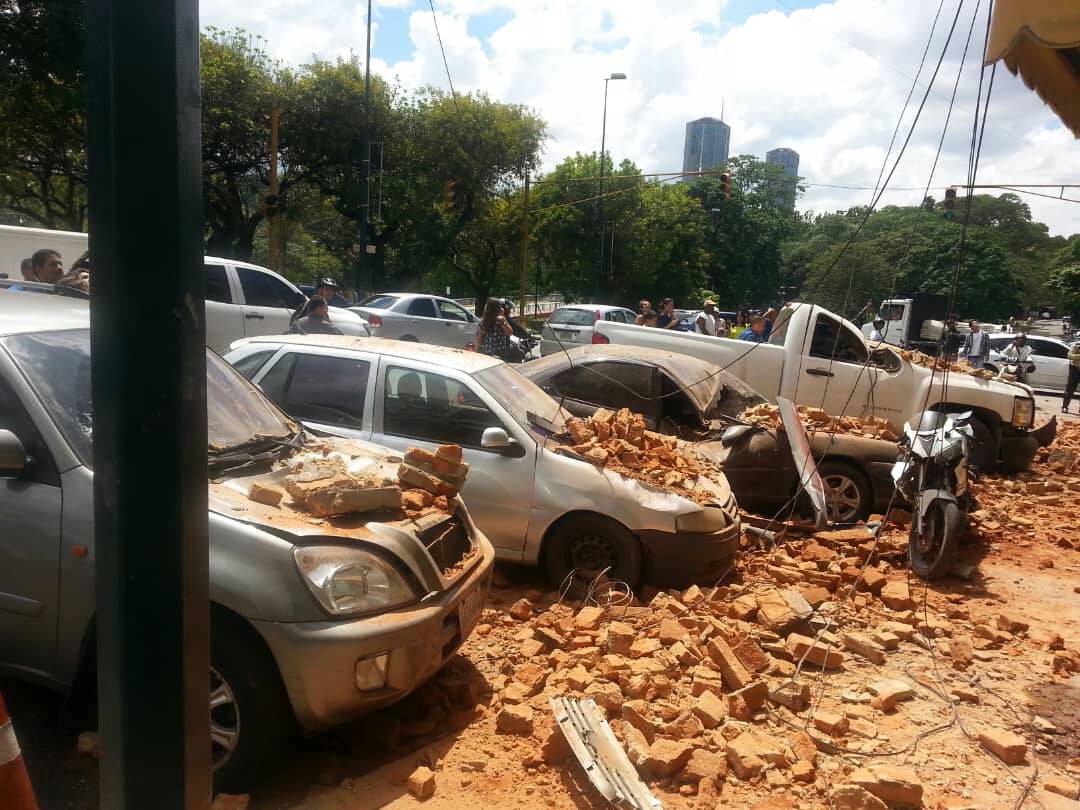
682;117;731;179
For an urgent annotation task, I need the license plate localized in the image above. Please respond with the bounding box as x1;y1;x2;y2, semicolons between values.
556;330;576;340
458;585;485;634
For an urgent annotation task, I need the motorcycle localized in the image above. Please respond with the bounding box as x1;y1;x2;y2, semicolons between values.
996;358;1036;385
891;411;973;579
505;333;539;363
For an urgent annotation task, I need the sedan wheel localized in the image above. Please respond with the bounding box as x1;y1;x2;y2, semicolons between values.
210;667;241;772
822;473;862;523
815;461;872;524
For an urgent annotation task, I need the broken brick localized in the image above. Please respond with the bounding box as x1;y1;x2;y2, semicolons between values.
496;704;534;735
683;748;727;784
813;710;849;736
769;681;811;712
850;765;923;808
643;739;693;777
977;728;1028;765
692;690;727;729
707;636;753;689
786;633;844;669
868;678;915;712
879;580;915;611
246;482;283;507
406;766;436;800
508;598;533;621
842;632;887;665
574;606;605;631
830;784;889;810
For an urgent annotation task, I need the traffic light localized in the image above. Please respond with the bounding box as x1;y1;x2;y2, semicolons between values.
442;179;458;211
943;186;957;220
263;193;279;218
719;172;732;200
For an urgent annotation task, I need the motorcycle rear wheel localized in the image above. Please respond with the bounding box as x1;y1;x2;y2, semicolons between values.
909;499;962;580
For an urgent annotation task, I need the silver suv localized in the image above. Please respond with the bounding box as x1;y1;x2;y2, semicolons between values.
0;291;493;791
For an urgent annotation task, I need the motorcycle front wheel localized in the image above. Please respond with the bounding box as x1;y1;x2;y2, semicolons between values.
909;499;963;580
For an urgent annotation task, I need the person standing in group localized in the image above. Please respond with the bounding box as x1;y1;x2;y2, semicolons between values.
868;317;886;342
961;320;990;369
634;300;653;325
31;249;64;283
695;300;722;336
739;314;768;343
291;277;340;325
19;258;35;281
1063;342;1080;413
290;296;343;335
476;298;514;359
762;307;779;340
656;298;679;330
728;310;748;339
641;311;659;327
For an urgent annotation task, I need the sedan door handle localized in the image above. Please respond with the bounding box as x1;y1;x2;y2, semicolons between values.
806;368;833;377
245;313;264;320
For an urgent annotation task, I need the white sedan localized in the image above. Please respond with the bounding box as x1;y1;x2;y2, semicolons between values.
350;292;477;348
225;335;741;589
986;334;1072;393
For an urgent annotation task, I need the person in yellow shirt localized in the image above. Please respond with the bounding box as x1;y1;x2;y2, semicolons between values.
1064;341;1080;413
728;310;748;339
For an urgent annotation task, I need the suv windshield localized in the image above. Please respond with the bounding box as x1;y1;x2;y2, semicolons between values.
3;330;296;466
474;363;566;435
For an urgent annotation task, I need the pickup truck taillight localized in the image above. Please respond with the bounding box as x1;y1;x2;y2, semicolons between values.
592;332;609;345
367;314;382;328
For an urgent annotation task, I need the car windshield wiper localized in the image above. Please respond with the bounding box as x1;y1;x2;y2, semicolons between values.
210;428;303;457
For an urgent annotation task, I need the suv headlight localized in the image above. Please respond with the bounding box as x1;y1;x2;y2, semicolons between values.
1012;396;1034;428
294;545;417;616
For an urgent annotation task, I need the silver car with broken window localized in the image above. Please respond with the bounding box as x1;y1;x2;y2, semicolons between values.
225;335;741;589
0;291;493;792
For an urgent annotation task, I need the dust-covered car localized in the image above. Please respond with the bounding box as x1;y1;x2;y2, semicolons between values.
0;293;493;791
225;336;743;588
519;345;899;523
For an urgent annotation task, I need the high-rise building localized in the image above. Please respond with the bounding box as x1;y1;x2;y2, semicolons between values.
682;117;730;180
765;147;800;208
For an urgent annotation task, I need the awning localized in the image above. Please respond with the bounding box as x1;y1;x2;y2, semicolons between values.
984;0;1080;137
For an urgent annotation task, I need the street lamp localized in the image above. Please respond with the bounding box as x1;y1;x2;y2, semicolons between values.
595;71;626;302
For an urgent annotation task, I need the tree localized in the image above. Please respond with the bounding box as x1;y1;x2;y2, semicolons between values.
1047;236;1080;316
0;0;88;229
200;28;289;259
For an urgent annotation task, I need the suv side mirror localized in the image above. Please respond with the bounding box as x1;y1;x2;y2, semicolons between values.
0;430;28;477
481;427;525;457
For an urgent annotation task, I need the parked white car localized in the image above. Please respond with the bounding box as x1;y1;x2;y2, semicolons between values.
350;293;478;348
539;304;638;356
225;335;741;588
986;334;1072;393
203;257;368;353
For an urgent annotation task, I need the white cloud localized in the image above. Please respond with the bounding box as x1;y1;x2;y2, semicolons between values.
200;0;1080;235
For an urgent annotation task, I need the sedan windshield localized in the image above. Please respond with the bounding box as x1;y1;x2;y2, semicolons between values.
474;363;567;435
3;329;296;467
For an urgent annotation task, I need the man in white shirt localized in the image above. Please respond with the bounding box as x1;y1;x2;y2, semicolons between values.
695;300;723;336
961;320;989;368
868;317;886;342
1002;334;1034;383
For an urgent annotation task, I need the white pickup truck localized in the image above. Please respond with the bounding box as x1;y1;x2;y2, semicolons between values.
594;303;1048;471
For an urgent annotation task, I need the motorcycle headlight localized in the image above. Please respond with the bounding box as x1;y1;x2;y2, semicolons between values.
294;545;417;616
1012;397;1034;428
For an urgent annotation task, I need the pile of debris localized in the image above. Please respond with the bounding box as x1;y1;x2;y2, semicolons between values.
460;525;1074;809
248;442;468;519
739;403;899;442
558;408;718;502
897;348;995;379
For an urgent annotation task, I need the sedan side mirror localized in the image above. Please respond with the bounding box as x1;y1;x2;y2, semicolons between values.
481;427;525;457
0;430;28;477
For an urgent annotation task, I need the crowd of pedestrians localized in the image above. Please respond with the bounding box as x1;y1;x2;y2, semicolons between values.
630;297;779;343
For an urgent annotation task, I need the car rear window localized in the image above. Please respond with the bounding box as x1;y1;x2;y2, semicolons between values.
359;295;399;310
548;308;597;327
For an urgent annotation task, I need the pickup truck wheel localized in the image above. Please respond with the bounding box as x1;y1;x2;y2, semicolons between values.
817;461;872;523
211;618;294;794
966;416;996;473
543;514;643;591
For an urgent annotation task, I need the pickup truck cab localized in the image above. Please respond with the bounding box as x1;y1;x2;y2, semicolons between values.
595;302;1041;471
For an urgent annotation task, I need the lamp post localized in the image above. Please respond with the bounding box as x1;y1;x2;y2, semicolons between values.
595;71;626;302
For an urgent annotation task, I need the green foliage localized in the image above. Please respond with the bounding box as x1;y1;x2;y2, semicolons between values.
0;0;88;229
1047;236;1080;315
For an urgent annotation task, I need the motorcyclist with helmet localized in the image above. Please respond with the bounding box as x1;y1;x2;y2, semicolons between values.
1001;333;1035;383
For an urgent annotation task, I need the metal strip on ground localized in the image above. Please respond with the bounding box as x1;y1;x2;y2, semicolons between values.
550;696;662;810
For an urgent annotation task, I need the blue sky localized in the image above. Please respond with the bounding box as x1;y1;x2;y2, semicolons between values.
200;0;1079;235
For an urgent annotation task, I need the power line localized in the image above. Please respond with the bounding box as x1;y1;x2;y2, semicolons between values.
428;0;461;114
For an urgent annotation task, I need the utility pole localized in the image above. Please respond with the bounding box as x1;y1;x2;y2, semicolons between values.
594;72;625;303
354;0;373;299
268;102;281;273
519;169;530;319
86;0;210;805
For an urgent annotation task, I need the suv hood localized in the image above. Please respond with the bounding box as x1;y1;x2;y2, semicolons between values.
208;436;481;582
